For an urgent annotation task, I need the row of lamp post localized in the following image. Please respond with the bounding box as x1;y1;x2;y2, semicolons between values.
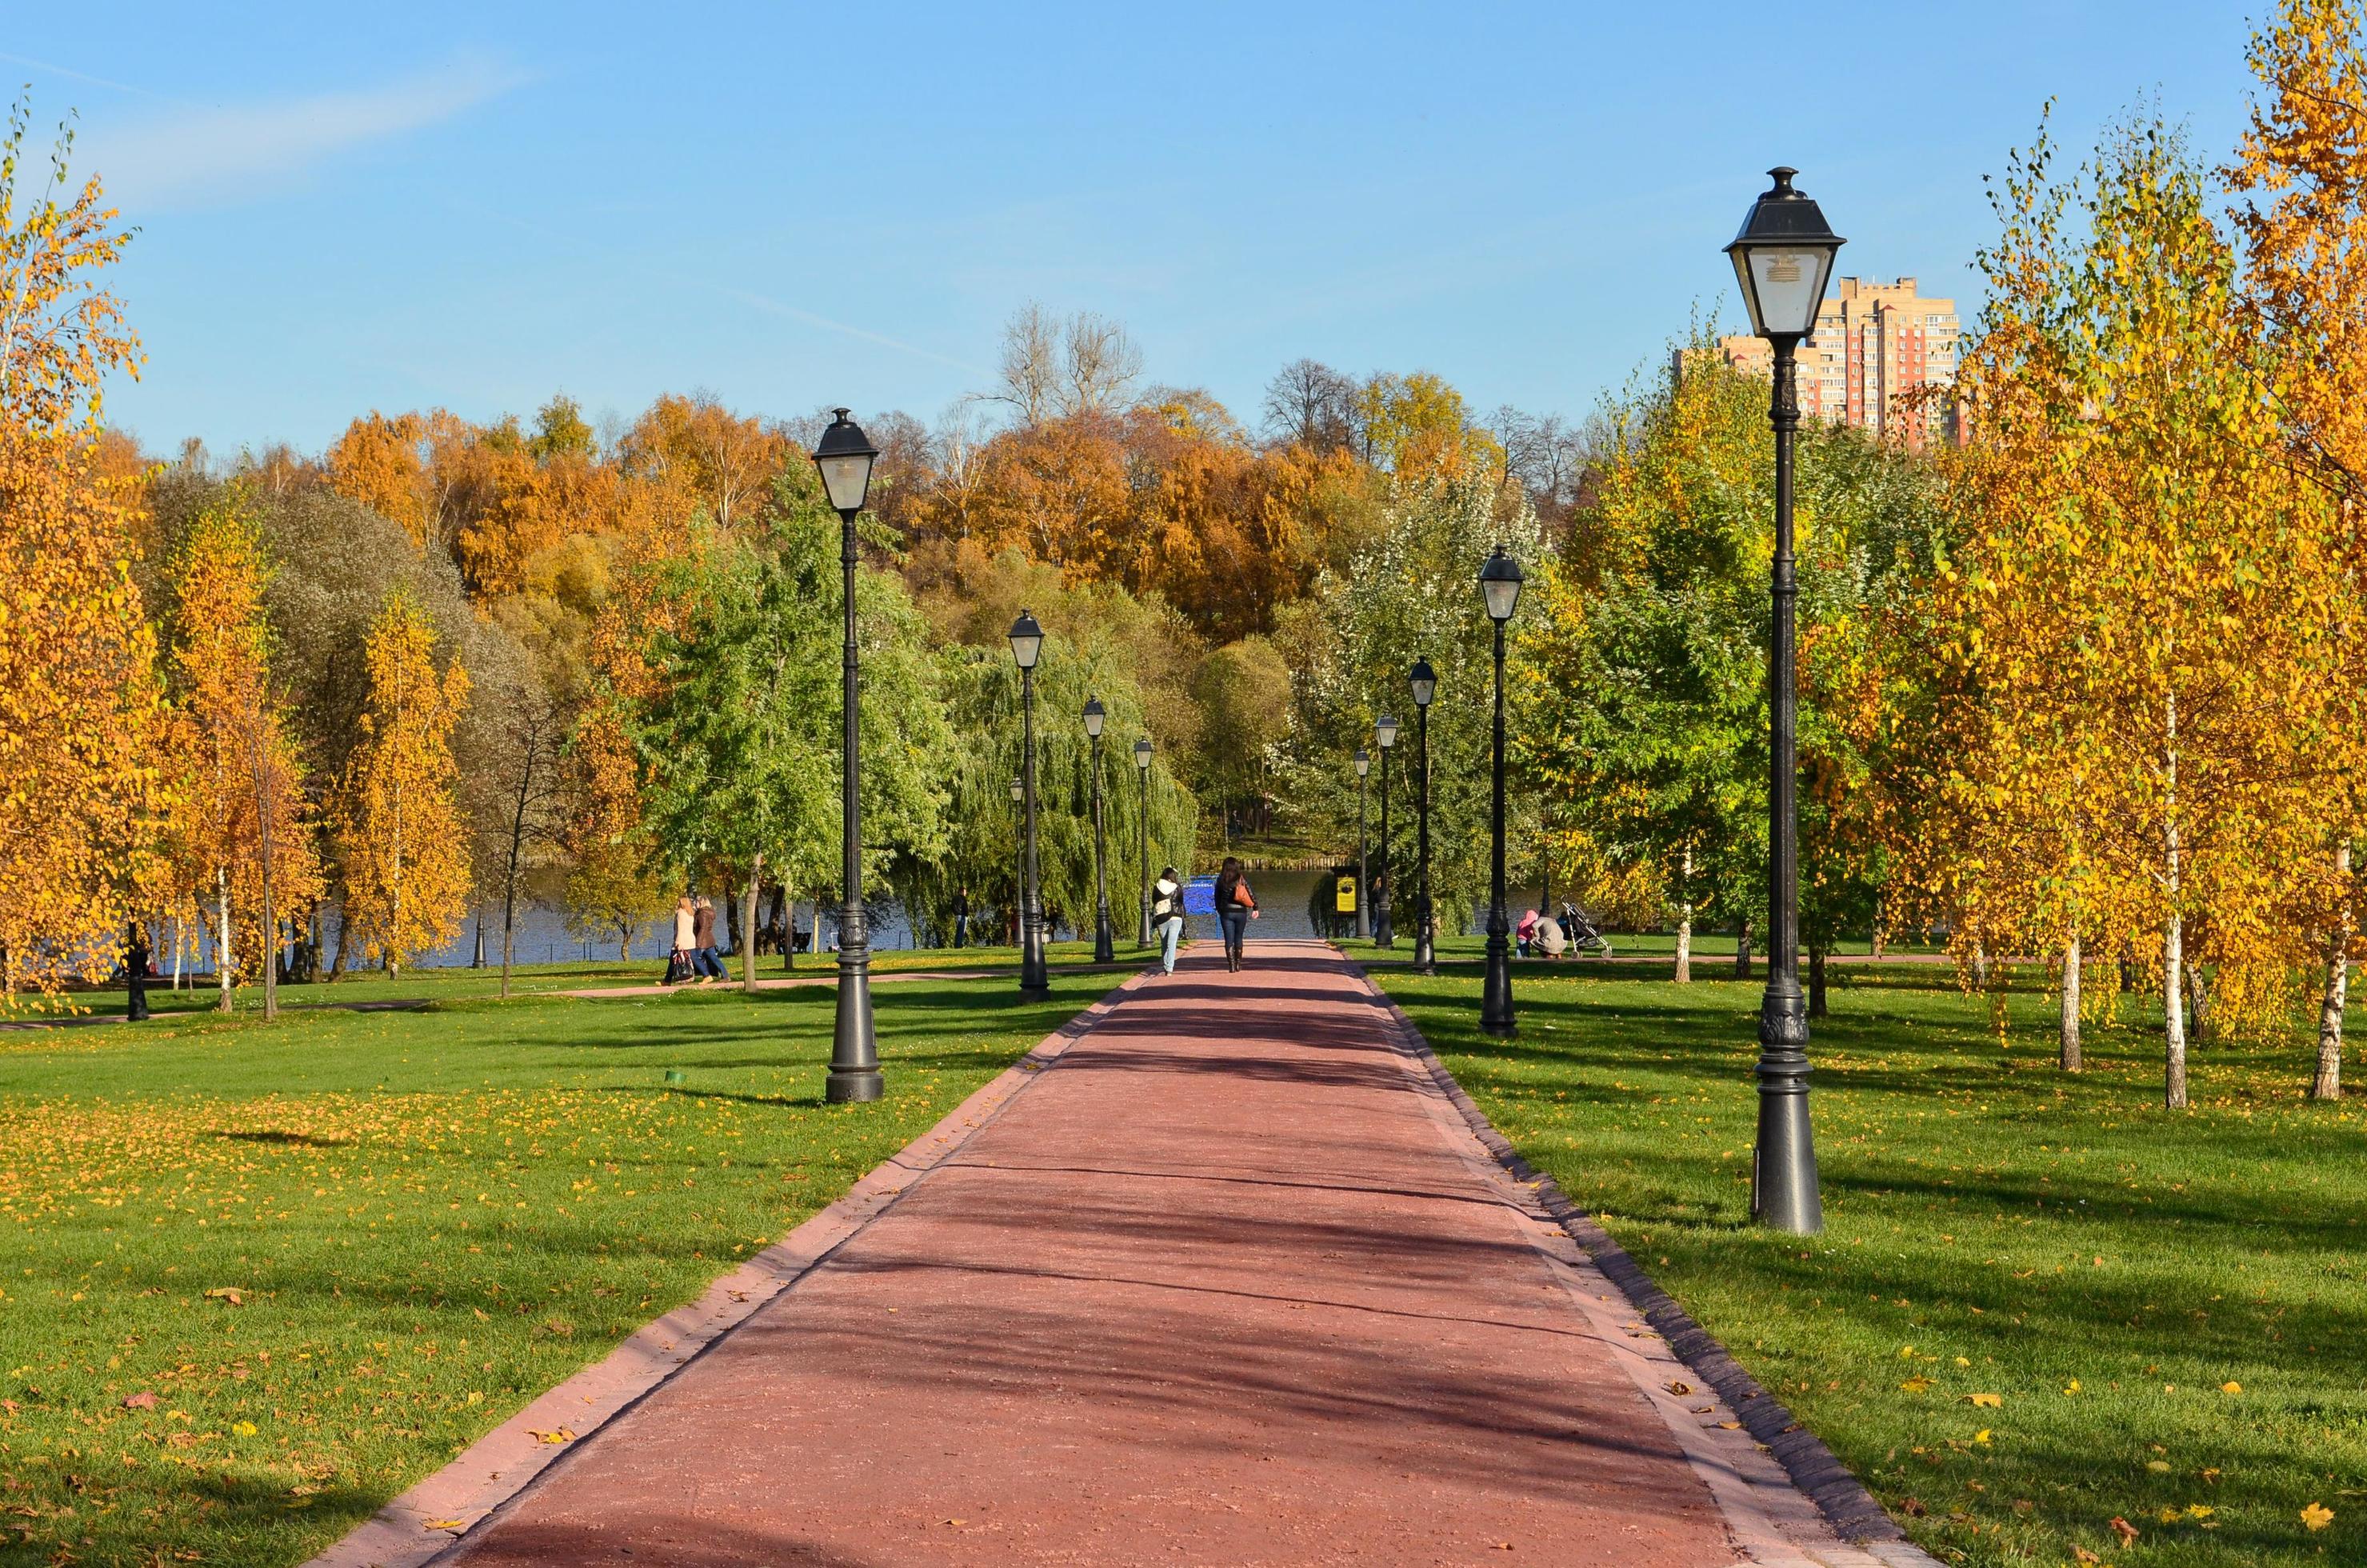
814;159;1833;1234
1349;550;1525;1022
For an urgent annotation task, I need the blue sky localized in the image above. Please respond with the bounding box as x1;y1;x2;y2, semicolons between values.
19;2;2259;457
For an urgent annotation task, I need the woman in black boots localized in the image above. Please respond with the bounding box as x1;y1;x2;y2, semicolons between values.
1213;856;1259;971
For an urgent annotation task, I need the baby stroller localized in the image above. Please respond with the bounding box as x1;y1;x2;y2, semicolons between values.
1559;902;1613;958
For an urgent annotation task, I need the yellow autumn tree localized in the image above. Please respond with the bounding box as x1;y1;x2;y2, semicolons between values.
166;493;322;1017
338;590;472;975
0;98;170;997
1925;116;2362;1106
2226;0;2367;1098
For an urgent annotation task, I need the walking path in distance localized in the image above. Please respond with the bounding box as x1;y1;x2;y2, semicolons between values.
322;940;1934;1567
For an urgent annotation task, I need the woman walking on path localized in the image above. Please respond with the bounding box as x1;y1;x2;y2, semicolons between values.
667;896;696;986
1150;866;1187;975
691;895;723;983
1214;856;1258;972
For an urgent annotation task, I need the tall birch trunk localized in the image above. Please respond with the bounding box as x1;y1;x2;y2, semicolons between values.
2317;842;2352;1100
2060;934;2081;1072
2164;692;2186;1110
1673;845;1693;985
215;868;234;1013
742;854;763;993
1809;946;1828;1018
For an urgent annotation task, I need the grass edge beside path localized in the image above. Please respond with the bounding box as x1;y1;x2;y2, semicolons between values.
0;971;1114;1566
1368;957;2367;1568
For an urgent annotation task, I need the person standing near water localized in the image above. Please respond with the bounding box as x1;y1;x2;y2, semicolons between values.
1150;866;1186;975
1214;856;1258;972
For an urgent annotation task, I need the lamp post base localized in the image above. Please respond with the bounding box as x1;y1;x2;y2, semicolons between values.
826;966;882;1103
1751;986;1821;1233
1094;903;1115;964
1480;931;1515;1036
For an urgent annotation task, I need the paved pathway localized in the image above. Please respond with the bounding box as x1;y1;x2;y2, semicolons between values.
329;940;1929;1568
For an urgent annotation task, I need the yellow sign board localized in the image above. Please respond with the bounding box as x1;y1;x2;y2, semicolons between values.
1335;878;1357;913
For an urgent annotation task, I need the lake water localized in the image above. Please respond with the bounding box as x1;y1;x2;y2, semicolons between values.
166;866;1354;978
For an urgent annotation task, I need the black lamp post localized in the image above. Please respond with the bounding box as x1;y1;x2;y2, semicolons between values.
1010;610;1050;999
1084;696;1114;962
1409;659;1437;975
1726;166;1843;1234
1373;713;1399;947
1134;737;1154;946
813;409;882;1102
1477;548;1525;1037
1353;748;1371;942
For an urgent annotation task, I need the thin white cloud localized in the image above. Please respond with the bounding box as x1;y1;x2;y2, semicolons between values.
78;54;527;210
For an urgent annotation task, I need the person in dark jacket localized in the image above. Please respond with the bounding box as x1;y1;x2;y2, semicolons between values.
1213;856;1258;972
692;895;724;982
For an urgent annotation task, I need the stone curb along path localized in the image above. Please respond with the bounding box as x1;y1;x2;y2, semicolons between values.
1346;958;1942;1568
304;969;1154;1568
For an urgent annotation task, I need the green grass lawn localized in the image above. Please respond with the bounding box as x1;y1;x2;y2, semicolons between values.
1375;958;2366;1567
5;938;1130;1024
0;970;1110;1566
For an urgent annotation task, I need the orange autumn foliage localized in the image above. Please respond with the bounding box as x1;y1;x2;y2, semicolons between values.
0;100;170;994
336;590;472;974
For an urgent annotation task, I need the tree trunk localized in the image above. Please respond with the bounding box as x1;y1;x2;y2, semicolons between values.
2060;934;2082;1072
1673;846;1693;984
2165;910;2187;1108
1809;946;1828;1018
1734;919;1752;978
2316;842;2352;1100
2185;962;2212;1042
742;854;762;993
782;879;798;971
2316;946;2348;1102
328;902;350;981
216;869;234;1013
171;910;184;990
726;874;745;958
2164;694;2186;1109
1871;894;1887;960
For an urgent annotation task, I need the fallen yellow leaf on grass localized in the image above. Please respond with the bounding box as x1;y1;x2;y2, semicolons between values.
2186;1505;2213;1518
2220;1381;2241;1394
1973;1430;1992;1445
2109;1515;2141;1546
2302;1502;2334;1531
1965;1393;2001;1408
2148;1460;2173;1474
202;1286;244;1306
2063;1378;2081;1395
1901;1376;1933;1393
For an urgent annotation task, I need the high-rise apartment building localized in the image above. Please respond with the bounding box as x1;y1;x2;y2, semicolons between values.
1698;277;1962;446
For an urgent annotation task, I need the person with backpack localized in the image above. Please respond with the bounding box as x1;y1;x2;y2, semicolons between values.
1150;866;1186;975
1213;855;1258;972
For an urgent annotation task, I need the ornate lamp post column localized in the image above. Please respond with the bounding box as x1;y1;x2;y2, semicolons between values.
1477;549;1525;1037
1353;748;1371;942
1084;696;1114;962
1725;166;1844;1234
1373;713;1399;948
813;409;882;1102
1010;611;1050;999
1009;774;1025;943
1134;738;1154;946
1409;659;1437;974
